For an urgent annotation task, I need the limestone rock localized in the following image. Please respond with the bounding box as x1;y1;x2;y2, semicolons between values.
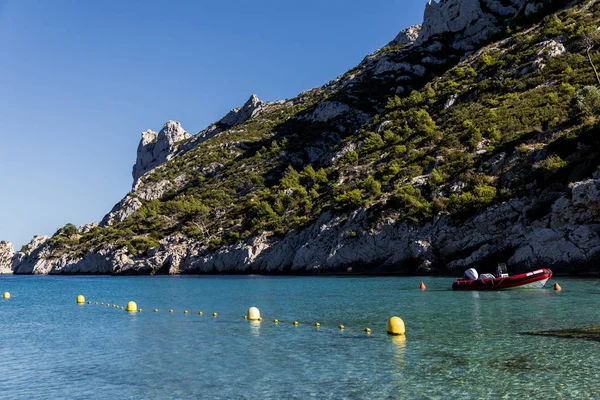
419;0;531;50
307;101;351;122
132;121;190;185
219;94;264;127
389;24;421;46
101;195;143;226
0;242;14;274
533;39;566;70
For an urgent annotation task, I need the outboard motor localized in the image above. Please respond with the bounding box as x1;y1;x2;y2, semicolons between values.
464;268;479;280
496;263;509;278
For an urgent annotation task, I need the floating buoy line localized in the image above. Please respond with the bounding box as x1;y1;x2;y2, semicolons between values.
74;299;409;336
2;281;564;337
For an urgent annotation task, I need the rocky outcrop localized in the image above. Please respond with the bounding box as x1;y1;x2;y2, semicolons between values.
101;195;143;226
419;0;540;50
10;177;600;275
389;24;421;46
179;94;266;155
132;121;190;185
0;242;14;274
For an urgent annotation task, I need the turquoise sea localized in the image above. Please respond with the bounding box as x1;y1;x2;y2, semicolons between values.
0;275;599;399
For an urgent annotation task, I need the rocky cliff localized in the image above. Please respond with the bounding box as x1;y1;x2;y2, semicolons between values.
6;0;600;276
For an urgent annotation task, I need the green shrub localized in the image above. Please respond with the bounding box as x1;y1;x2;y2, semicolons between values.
574;86;600;117
389;185;432;222
534;154;568;175
335;189;365;210
345;150;359;165
361;176;382;199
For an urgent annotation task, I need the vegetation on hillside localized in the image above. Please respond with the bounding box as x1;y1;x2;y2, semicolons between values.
42;1;600;257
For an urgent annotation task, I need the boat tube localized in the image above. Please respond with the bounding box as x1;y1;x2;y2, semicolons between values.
452;268;553;290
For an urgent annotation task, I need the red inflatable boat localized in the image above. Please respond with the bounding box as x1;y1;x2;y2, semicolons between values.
452;268;553;291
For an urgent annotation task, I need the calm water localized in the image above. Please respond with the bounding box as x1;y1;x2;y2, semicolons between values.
0;275;599;399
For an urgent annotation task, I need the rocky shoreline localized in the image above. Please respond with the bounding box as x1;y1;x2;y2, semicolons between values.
2;177;599;276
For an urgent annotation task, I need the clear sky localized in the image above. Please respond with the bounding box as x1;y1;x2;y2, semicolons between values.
0;0;424;248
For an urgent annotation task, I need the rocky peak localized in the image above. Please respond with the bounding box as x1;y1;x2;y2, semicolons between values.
389;24;422;46
132;120;191;186
219;94;264;128
419;0;540;50
0;241;14;274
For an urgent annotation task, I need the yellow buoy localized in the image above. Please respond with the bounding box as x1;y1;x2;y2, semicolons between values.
95;302;98;305
139;308;143;312
3;292;10;299
247;307;261;321
258;317;262;321
126;301;137;312
420;281;426;290
339;325;345;330
169;310;174;313
365;328;371;333
184;310;189;314
315;322;321;327
76;295;85;304
243;315;247;319
120;306;124;310
213;312;218;317
293;321;299;326
387;316;406;335
87;301;91;304
154;309;159;312
273;319;279;323
101;302;104;305
554;282;562;291
198;312;203;315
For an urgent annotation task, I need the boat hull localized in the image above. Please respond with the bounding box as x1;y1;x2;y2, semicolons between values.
452;268;552;291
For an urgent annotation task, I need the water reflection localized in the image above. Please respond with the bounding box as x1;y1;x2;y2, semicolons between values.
249;321;261;336
391;335;407;368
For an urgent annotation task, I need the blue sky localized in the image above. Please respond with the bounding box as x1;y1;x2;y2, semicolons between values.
0;0;424;248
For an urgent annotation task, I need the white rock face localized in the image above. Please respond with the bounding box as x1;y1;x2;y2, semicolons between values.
389;24;422;46
220;94;264;127
0;242;14;274
101;195;143;226
533;39;566;70
308;101;351;122
419;0;531;50
132;121;190;185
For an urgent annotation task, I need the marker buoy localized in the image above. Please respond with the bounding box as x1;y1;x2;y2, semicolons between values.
76;295;85;304
554;283;562;291
184;310;189;314
169;310;174;313
139;309;143;312
95;302;98;305
315;322;321;327
198;312;203;315
87;301;91;304
213;312;218;317
258;317;262;321
273;319;279;323
247;307;261;321
101;302;104;305
420;281;426;290
293;321;299;326
387;316;405;335
154;309;159;312
339;325;345;330
3;292;10;299
126;301;137;313
365;328;371;333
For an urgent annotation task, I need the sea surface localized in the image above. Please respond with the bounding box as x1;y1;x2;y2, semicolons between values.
0;275;599;399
